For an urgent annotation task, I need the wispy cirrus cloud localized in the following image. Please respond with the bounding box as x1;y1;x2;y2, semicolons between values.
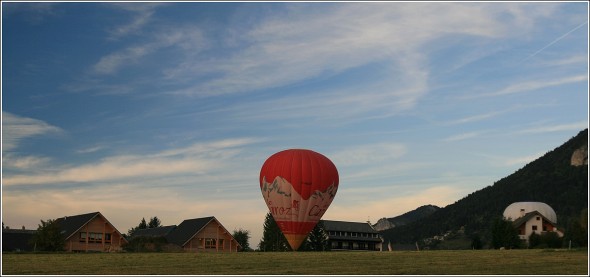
330;143;407;167
472;74;587;98
2;138;261;187
502;152;546;166
106;3;167;39
2;154;51;170
93;26;206;75
447;111;507;125
443;132;482;142
2;2;60;24
158;3;563;128
518;121;588;134
1;112;63;151
165;3;504;98
76;145;106;154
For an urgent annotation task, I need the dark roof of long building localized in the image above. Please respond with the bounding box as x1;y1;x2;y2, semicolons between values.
165;216;215;246
321;220;379;234
321;220;382;242
2;229;36;252
132;225;177;238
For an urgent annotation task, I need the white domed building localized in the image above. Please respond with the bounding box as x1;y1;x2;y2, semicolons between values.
503;202;564;245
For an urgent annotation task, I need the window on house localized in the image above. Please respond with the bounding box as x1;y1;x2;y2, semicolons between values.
88;233;103;243
536;216;540;221
352;232;357;237
79;232;87;242
542;225;547;231
219;239;225;249
105;233;112;242
205;238;217;248
532;225;538;231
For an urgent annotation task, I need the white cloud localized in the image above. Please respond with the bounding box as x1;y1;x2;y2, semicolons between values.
518;121;588;134
3;2;60;24
480;74;587;97
2;154;51;170
93;27;206;75
168;2;559;97
157;3;565;126
1;112;63;151
106;3;167;39
76;145;106;154
502;152;545;167
443;132;481;142
447;111;506;125
2;138;261;186
330;143;407;167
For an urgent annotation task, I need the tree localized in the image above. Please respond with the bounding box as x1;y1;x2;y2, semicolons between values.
540;232;562;248
232;228;251;251
127;217;148;237
258;212;290;251
148;216;162;228
490;217;522;249
301;221;330;251
32;219;65;251
470;233;483;250
564;209;588;248
528;232;541;248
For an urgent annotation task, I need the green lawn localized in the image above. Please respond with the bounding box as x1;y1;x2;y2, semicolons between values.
2;249;588;275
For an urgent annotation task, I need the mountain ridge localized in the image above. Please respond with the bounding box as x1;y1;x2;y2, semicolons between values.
381;128;588;247
373;205;440;231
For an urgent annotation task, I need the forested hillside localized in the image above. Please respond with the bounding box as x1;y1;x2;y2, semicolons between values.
373;205;440;231
381;129;588;247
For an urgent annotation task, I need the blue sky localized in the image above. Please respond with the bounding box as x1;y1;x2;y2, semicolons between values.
2;2;588;246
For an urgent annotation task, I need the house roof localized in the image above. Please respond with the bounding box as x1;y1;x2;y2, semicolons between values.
512;210;556;228
2;229;36;251
54;211;100;240
54;211;128;243
165;216;215;246
132;225;177;238
503;202;557;223
321;220;382;242
321;220;379;234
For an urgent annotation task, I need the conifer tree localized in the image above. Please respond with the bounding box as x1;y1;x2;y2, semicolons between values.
148;216;161;228
258;212;290;251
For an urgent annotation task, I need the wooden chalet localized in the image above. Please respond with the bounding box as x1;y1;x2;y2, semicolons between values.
132;216;240;252
55;211;128;252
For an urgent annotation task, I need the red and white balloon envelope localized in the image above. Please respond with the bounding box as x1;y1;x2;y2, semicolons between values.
259;149;339;251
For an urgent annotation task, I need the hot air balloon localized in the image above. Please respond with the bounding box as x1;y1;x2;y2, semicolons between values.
259;149;339;251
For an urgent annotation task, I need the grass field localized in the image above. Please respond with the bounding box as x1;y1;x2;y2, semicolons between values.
2;249;588;275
